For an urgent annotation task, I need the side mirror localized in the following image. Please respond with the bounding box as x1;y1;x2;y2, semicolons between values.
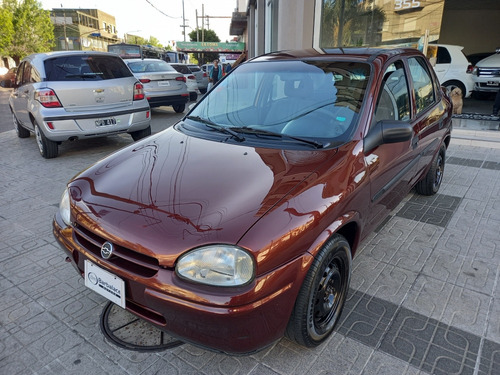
364;120;413;153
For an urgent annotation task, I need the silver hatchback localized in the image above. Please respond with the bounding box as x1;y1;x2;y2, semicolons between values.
9;51;152;159
124;59;189;112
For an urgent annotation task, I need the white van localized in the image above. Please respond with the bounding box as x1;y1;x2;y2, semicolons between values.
472;49;500;96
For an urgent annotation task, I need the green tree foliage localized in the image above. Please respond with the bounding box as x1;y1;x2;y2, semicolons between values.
1;0;54;64
147;36;163;48
0;7;14;55
188;28;220;65
321;0;385;47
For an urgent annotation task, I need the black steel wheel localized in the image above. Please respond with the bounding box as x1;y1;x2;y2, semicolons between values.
416;144;446;196
286;234;351;347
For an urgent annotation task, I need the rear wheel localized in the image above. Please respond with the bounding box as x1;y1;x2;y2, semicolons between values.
189;92;198;101
286;234;351;347
173;104;185;113
442;80;465;98
416;144;446;195
130;125;151;141
13;113;30;138
34;123;58;159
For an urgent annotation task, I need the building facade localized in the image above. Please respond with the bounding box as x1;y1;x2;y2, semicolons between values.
50;9;119;52
232;0;500;59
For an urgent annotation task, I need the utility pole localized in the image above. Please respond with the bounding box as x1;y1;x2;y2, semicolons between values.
181;0;187;42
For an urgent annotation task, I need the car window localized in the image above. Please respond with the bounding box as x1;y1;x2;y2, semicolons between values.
189;60;371;143
436;47;451;64
127;60;175;73
374;62;411;123
408;57;435;114
188;65;201;72
22;62;31;84
44;55;133;81
15;62;25;86
171;64;190;74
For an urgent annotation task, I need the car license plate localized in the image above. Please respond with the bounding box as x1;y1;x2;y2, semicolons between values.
95;117;117;126
84;260;125;308
487;81;499;86
158;81;170;87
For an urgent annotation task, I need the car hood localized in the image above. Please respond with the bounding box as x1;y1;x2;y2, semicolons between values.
69;127;338;266
476;53;500;67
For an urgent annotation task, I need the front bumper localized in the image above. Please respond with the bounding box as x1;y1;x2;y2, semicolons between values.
52;214;310;354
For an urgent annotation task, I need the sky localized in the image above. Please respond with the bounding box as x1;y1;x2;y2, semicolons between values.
40;0;238;46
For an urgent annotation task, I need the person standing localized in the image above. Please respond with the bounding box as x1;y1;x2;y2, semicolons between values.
209;60;222;86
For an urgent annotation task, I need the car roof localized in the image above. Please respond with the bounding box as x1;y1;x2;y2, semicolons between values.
249;47;422;64
24;50;119;62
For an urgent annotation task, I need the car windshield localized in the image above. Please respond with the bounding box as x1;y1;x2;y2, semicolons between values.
187;60;370;146
44;55;132;81
127;60;175;73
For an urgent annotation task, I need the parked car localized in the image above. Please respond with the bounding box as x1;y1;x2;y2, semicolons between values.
169;63;200;101
9;51;151;159
425;44;474;98
0;67;17;88
187;64;209;93
53;47;452;354
471;48;500;98
467;51;496;67
124;58;189;112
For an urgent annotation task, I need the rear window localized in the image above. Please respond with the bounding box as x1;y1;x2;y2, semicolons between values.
44;55;133;81
188;65;201;72
171;64;191;74
127;60;175;73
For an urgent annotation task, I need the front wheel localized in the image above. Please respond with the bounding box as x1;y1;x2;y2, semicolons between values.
286;234;351;347
173;104;185;113
34;123;58;159
13;113;30;138
416;144;446;195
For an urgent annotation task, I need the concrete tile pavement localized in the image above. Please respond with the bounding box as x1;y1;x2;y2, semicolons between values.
0;109;499;374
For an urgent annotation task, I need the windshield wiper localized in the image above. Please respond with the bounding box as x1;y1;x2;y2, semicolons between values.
186;116;245;142
229;126;326;149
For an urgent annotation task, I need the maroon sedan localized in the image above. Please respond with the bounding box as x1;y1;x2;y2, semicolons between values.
53;48;452;354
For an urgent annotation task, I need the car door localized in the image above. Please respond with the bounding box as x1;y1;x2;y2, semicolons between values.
364;59;418;230
406;55;448;179
11;61;32;128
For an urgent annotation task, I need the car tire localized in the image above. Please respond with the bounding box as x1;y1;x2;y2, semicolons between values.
130;125;151;141
34;123;58;159
13;113;30;138
442;80;466;98
173;104;185;113
286;234;351;347
199;88;207;94
189;92;198;101
416;144;446;196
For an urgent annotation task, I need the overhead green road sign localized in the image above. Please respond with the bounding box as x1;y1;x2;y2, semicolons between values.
176;42;245;52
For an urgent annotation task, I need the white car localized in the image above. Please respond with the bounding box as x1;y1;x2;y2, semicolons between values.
426;44;474;98
471;49;500;97
169;63;200;101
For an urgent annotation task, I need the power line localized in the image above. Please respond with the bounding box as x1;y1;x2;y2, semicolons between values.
144;0;181;19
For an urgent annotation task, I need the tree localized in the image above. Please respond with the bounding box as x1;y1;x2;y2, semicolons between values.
0;7;14;56
188;28;220;65
2;0;54;64
147;36;163;48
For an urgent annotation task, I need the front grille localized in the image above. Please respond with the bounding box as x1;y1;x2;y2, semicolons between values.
477;67;500;78
73;223;159;278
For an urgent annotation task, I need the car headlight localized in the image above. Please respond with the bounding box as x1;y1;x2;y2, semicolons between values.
176;245;255;287
59;188;71;226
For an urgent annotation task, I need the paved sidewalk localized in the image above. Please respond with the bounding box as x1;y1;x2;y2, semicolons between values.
0;120;499;374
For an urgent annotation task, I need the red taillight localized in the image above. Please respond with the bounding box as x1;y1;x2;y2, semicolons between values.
47;122;54;129
146;111;150;119
139;78;151;83
188;75;195;80
203;72;208;77
176;76;186;83
35;88;62;108
466;64;473;74
134;82;145;101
